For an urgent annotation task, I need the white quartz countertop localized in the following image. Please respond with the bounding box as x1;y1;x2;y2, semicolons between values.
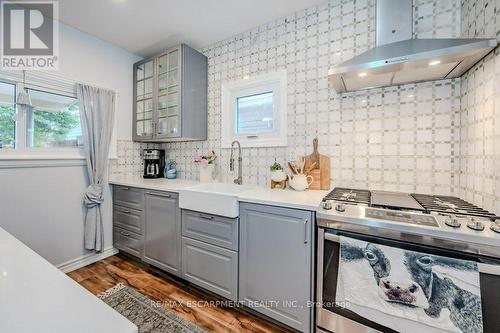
0;227;137;333
236;187;328;211
108;175;327;211
109;175;200;193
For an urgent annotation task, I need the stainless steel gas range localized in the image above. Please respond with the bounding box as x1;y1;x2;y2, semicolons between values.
316;188;500;333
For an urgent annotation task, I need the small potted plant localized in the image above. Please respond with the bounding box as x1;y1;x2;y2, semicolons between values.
270;161;286;182
194;150;217;182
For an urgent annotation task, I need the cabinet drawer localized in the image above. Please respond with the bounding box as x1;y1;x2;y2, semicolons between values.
182;237;238;301
113;227;143;258
113;205;143;234
182;210;238;250
113;186;144;210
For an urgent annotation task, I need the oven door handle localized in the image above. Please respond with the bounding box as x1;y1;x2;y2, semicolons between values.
325;232;340;243
478;263;500;276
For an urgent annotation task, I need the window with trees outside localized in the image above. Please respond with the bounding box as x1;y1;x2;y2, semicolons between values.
221;70;287;148
0;80;82;151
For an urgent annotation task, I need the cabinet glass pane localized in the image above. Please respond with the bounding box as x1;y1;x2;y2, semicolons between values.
136;101;144;120
158;94;167;110
158;117;167;134
144;61;153;78
144;78;153;98
168;50;179;70
168;69;178;87
136;121;144;136
167;92;179;107
144;120;152;135
136;81;144;99
167;116;179;136
158;55;167;74
145;99;153;111
158;108;168;118
167;106;178;116
158;73;167;92
136;64;144;80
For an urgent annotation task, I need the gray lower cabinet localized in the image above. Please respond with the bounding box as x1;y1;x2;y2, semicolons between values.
239;202;314;333
113;186;144;257
143;190;181;276
113;226;143;258
182;210;238;250
181;236;238;301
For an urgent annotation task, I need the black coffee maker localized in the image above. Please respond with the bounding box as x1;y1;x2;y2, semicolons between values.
143;149;165;178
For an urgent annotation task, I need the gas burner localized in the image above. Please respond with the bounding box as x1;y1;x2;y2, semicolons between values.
323;187;371;205
491;220;500;234
467;217;485;231
444;214;461;228
411;193;497;220
342;191;357;201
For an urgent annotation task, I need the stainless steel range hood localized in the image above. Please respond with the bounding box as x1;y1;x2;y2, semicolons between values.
329;0;497;93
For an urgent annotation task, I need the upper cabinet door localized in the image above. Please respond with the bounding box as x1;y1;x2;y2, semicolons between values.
133;59;155;141
156;47;181;139
133;44;207;142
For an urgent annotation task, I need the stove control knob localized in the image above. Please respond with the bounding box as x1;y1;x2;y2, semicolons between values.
445;215;461;228
491;219;500;234
467;217;485;231
335;203;346;212
322;200;332;210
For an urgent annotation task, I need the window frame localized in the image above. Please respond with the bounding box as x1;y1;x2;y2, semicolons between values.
0;78;85;160
221;70;287;148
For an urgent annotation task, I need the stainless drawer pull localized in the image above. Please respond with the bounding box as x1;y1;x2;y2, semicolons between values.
304;219;308;244
120;231;131;237
121;187;130;190
146;191;172;198
121;209;131;214
199;214;214;220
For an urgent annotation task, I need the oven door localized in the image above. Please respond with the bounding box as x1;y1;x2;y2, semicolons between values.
316;228;500;333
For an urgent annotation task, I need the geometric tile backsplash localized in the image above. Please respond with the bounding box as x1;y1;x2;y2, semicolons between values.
110;0;500;215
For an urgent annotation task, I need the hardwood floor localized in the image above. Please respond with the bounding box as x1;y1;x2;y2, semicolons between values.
68;254;292;333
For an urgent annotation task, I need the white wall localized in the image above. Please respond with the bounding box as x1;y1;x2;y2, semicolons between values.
0;23;141;267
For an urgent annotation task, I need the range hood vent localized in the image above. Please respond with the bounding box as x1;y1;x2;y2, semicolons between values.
329;0;497;93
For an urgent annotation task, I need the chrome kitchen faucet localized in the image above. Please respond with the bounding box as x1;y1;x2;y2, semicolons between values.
230;140;242;185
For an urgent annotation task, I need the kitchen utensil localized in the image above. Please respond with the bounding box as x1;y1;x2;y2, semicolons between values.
303;138;330;190
288;162;299;175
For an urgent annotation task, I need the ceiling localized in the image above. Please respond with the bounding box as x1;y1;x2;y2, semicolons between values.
57;0;326;57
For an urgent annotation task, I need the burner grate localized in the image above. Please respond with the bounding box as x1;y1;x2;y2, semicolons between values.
324;187;371;205
411;193;496;219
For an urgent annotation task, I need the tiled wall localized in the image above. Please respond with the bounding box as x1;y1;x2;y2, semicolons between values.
459;0;500;214
161;0;462;195
111;0;499;214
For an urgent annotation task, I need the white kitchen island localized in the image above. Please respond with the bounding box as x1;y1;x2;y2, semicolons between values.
0;227;137;333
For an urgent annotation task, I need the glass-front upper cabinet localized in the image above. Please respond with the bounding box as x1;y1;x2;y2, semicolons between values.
134;59;154;140
133;44;208;142
156;47;180;139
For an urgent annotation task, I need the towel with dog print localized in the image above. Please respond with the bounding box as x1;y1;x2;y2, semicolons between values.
336;237;483;333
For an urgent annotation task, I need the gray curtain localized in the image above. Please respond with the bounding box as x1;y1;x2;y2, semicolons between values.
77;84;116;252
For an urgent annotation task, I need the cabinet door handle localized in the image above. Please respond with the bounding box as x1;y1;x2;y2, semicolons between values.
121;187;130;190
120;231;131;237
199;214;214;220
304;219;308;244
146;191;171;198
121;209;131;214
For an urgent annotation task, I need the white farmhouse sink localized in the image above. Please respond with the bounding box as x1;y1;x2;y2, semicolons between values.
179;183;253;218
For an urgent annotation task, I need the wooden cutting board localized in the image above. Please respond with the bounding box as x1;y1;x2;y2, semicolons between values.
303;138;330;190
